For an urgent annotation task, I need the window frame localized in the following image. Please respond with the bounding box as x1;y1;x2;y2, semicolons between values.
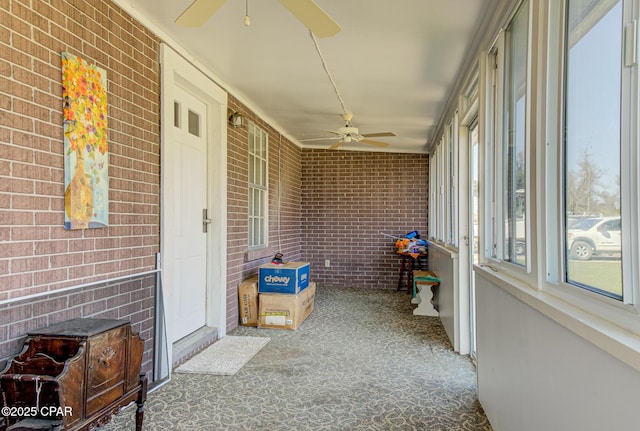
247;121;269;250
503;0;531;268
429;150;438;240
447;117;460;247
484;0;534;278
542;0;640;330
464;0;640;370
436;141;446;242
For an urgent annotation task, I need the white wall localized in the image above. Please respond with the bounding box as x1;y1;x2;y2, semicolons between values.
476;272;640;431
428;243;468;354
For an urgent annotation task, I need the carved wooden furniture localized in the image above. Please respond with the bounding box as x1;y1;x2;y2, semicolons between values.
0;318;147;431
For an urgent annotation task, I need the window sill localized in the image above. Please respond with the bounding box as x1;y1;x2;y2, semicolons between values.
427;241;459;259
475;264;640;373
244;247;274;262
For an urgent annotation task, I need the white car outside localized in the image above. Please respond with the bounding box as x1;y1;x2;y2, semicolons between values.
567;216;621;261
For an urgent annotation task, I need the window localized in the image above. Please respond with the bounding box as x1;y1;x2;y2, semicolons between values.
248;122;268;248
444;130;452;244
486;0;530;265
447;119;459;247
502;0;529;266
563;0;624;299
486;51;499;259
437;140;445;241
429;151;438;239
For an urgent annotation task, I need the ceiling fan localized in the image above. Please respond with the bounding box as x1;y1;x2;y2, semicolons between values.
303;113;397;150
175;0;341;38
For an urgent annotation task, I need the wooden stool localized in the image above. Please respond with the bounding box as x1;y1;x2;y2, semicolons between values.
412;270;440;316
397;252;428;293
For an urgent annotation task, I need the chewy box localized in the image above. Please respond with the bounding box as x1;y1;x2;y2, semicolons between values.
258;262;310;294
238;275;259;327
258;282;316;330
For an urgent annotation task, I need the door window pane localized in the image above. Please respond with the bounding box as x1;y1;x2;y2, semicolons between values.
188;109;200;137
174;101;181;128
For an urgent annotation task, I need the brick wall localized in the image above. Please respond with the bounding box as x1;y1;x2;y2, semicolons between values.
0;1;160;372
225;95;303;331
0;273;157;375
301;149;429;288
1;0;431;370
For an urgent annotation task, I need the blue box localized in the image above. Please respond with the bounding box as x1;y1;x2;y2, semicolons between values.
258;262;310;294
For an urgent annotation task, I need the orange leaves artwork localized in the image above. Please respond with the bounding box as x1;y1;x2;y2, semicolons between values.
62;52;109;230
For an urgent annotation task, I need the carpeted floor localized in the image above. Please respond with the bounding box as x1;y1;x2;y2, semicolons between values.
103;286;492;430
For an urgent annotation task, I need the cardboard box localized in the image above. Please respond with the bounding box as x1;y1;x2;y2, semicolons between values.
238;275;259;326
258;282;316;330
258;262;310;294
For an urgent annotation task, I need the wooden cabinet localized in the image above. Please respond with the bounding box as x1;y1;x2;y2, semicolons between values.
0;318;147;431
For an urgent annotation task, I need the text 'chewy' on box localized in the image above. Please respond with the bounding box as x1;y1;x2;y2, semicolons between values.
258;262;310;294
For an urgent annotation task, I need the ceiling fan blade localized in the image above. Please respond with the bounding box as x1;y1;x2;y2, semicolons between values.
329;141;343;150
361;132;397;138
299;136;340;142
323;130;344;137
360;139;390;148
277;0;341;38
176;0;228;27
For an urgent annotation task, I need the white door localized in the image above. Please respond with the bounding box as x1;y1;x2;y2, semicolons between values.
159;44;228;375
169;86;208;341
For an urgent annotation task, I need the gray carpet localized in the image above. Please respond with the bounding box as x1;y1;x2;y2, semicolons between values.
103;286;492;430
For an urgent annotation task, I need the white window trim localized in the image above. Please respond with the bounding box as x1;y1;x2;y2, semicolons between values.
474;0;640;372
407;0;640;379
429;152;437;240
619;0;640;305
443;126;451;244
437;141;445;242
538;0;640;330
483;0;535;283
447;117;460;247
248;121;269;250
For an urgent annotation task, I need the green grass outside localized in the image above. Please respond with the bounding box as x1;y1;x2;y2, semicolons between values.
567;259;622;297
502;253;622;297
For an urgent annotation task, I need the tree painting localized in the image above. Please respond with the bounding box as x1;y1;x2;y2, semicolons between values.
62;52;109;230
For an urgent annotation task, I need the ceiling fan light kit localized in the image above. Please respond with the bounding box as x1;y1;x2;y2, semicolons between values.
311;113;396;150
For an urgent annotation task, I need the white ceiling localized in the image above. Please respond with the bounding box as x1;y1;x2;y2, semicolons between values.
115;0;497;153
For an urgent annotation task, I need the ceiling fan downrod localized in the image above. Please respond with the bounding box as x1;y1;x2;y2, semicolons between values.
244;0;251;26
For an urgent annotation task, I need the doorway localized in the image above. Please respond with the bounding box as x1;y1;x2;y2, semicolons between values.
160;44;228;368
169;85;209;340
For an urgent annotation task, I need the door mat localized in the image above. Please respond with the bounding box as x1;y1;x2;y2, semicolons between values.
175;335;270;376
